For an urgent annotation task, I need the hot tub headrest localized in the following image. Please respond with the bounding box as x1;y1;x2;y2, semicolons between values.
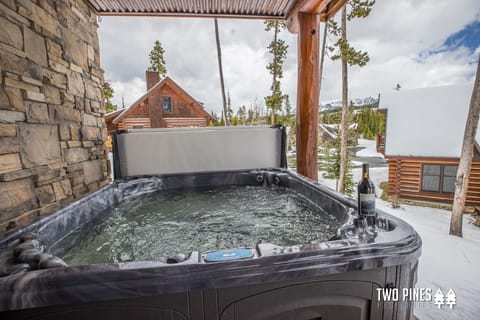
111;126;287;179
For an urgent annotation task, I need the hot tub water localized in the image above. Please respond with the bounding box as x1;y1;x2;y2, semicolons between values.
50;185;342;265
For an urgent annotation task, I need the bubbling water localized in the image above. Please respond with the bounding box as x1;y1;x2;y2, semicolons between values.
50;186;343;265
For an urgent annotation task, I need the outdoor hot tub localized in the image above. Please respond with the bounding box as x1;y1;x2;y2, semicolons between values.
0;127;421;320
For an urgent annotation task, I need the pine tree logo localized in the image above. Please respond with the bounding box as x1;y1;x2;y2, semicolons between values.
434;289;445;309
445;289;456;309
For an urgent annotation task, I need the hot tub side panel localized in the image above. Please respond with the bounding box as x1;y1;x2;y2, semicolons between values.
1;262;418;320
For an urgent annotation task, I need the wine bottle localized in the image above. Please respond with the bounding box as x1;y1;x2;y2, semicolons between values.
357;163;376;218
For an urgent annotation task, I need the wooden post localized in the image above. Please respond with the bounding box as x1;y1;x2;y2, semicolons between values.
296;12;319;181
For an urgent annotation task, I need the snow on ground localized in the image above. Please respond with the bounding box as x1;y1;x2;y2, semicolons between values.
378;201;480;320
356;138;385;158
318;139;480;320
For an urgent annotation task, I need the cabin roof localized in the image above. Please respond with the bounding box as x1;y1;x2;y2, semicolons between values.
381;83;477;158
104;108;123;120
107;76;214;124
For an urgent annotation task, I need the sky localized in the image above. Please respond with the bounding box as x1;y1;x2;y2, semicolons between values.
98;0;480;115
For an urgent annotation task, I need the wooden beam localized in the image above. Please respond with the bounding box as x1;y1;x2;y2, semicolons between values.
322;0;346;22
296;12;319;181
287;0;343;33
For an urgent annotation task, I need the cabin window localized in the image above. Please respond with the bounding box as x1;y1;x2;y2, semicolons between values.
442;165;458;193
163;96;172;112
421;164;458;194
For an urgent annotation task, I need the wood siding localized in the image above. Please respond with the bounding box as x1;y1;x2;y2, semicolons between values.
387;156;480;206
163;118;208;128
376;134;385;155
121;118;152;129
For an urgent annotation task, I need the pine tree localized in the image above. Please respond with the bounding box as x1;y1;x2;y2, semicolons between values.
327;0;375;193
218;112;225;126
282;95;295;127
236;105;247;125
226;92;234;125
102;81;117;113
321;104;357;197
147;40;167;79
264;20;288;125
354;106;386;139
321;128;356;196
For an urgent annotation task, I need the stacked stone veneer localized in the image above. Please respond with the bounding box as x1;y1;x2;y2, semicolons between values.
0;0;109;234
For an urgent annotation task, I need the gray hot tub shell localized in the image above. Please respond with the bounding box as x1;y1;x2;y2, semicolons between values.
0;127;421;320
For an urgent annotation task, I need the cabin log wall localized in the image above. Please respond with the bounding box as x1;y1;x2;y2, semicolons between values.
387;157;480;206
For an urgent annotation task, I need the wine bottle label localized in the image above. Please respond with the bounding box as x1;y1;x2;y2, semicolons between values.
359;193;376;216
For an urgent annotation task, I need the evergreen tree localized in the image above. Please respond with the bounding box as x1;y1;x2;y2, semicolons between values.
285;95;292;118
321;129;356;197
264;20;288;125
354;107;386;139
210;110;220;126
247;107;255;124
148;40;167;79
250;98;265;125
218;112;225;126
320;109;343;125
327;0;375;193
102;81;117;113
320;102;358;196
226;92;234;124
236;105;247;125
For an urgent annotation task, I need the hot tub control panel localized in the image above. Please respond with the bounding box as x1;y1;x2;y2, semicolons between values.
203;248;255;262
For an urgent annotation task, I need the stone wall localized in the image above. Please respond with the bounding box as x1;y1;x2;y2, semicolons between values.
0;0;109;234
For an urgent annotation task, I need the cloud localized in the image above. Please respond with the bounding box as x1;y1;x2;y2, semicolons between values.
98;0;480;113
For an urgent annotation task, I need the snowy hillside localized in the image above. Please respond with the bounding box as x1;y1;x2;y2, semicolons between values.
320;96;378;111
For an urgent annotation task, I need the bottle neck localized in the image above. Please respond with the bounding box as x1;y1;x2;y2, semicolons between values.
362;164;369;179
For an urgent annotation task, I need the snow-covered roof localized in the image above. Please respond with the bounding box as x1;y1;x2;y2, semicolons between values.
382;83;476;158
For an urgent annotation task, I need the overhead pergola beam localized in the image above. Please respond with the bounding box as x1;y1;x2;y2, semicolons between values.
286;0;329;33
320;0;347;22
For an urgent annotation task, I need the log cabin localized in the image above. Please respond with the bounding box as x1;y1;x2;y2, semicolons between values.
381;83;480;206
105;72;216;133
